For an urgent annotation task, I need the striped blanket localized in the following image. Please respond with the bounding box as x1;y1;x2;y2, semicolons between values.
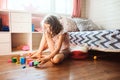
68;29;120;52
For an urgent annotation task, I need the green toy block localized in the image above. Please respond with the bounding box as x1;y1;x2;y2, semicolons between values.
34;61;40;66
12;57;17;63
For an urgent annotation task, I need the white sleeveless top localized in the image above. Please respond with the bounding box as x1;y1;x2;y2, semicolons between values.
52;31;70;51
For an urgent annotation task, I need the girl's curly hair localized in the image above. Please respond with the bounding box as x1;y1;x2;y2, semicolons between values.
42;15;63;36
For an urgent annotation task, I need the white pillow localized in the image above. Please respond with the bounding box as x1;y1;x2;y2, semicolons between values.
72;18;103;31
60;17;79;32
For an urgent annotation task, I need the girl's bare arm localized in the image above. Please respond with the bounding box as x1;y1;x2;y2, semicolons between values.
45;32;64;59
37;33;47;54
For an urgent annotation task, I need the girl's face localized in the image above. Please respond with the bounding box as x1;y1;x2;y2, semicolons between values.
43;23;51;32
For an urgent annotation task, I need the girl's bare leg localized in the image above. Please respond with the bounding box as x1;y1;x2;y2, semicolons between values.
51;53;65;64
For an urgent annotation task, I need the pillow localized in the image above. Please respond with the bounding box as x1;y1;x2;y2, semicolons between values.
72;18;103;31
59;17;79;32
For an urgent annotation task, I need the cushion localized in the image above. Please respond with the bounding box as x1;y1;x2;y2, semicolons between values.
59;16;79;32
72;18;103;31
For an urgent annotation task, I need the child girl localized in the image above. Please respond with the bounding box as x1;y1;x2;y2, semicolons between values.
30;15;70;65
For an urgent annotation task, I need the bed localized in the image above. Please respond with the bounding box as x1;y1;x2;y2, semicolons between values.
68;29;120;52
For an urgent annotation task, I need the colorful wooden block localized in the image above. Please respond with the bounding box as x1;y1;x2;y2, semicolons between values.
8;59;12;63
34;61;39;66
12;57;17;63
20;57;26;64
26;59;33;64
29;61;34;67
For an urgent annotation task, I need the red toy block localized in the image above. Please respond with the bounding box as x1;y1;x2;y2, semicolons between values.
26;58;33;64
8;59;12;63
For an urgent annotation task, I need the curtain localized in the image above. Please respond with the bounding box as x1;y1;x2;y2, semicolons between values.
0;0;8;26
72;0;81;18
0;0;8;9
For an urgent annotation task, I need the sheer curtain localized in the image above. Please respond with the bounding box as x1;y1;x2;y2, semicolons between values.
7;0;73;15
72;0;81;18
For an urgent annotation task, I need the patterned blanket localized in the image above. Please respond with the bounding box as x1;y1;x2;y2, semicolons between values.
68;29;120;52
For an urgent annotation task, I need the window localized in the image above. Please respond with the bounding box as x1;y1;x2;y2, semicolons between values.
8;0;73;15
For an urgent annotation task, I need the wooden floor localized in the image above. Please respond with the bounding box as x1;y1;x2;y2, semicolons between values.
0;51;120;80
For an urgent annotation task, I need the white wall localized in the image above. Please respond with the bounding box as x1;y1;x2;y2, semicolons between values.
84;0;120;29
81;0;86;18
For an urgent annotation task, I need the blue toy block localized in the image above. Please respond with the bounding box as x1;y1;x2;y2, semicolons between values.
20;57;26;64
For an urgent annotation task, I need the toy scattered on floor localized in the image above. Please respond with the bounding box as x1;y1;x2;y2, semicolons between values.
16;61;20;64
12;57;17;63
22;65;26;69
29;61;40;67
20;57;26;64
8;59;12;63
34;61;40;67
29;61;34;67
93;56;97;60
8;56;27;64
8;54;41;69
8;56;20;63
26;58;33;64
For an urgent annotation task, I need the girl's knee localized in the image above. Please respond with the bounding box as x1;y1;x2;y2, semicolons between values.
51;54;64;64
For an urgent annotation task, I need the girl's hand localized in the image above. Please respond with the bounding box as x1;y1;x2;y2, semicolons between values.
45;30;52;38
30;51;42;58
38;56;51;64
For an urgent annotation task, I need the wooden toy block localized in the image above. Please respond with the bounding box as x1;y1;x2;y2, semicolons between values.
26;58;33;64
8;59;12;63
29;61;34;67
20;57;26;64
12;57;17;63
34;61;39;66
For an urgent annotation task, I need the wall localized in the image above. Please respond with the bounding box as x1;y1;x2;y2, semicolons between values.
0;0;7;9
84;0;120;29
81;0;86;18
